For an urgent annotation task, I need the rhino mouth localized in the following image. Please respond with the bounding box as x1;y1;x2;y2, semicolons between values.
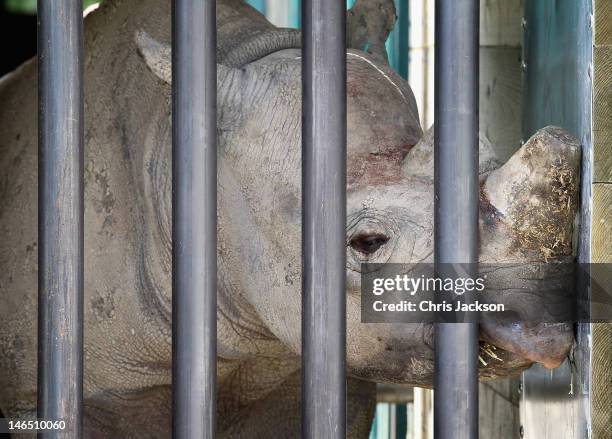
478;321;574;373
476;340;533;379
478;341;503;366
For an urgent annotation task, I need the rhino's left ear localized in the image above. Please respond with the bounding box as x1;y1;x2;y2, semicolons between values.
135;30;172;84
135;30;233;84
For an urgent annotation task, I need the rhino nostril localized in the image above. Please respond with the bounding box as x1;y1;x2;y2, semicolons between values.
349;233;389;255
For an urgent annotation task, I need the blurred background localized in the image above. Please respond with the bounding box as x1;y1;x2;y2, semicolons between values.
0;0;99;76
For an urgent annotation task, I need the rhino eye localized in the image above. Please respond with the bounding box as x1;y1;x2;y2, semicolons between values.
349;233;389;255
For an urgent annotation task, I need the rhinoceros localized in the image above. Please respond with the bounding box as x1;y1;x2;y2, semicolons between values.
0;0;580;437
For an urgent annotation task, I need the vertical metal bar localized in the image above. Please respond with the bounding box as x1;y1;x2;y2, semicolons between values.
433;0;479;438
302;0;347;437
172;0;217;438
37;0;84;437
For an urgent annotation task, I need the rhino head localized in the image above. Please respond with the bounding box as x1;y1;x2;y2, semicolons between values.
338;54;577;384
344;123;579;384
136;16;578;385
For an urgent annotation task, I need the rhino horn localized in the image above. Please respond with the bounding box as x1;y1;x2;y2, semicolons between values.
402;125;502;179
483;126;581;260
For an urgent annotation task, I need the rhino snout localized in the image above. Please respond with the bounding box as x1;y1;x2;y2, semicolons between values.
480;320;573;369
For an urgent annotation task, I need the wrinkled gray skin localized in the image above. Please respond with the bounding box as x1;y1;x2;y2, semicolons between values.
0;0;580;437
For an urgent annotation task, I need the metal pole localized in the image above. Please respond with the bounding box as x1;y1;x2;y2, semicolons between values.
172;0;217;438
301;0;347;437
433;0;479;438
37;0;84;437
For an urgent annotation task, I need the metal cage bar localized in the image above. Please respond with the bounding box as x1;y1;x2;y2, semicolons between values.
37;1;84;437
433;0;480;438
171;0;218;438
301;0;347;437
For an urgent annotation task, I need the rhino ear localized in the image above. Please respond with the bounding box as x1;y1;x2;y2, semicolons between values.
135;30;233;84
135;30;172;84
347;0;397;64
